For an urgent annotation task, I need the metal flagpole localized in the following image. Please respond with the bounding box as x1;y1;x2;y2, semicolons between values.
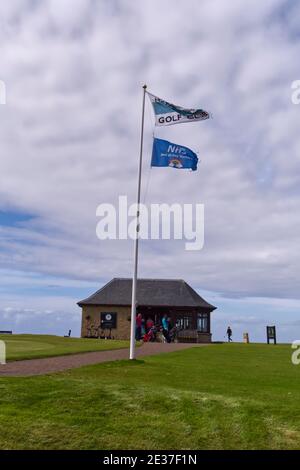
129;84;147;360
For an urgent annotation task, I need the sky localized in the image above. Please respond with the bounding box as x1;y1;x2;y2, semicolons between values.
0;0;300;342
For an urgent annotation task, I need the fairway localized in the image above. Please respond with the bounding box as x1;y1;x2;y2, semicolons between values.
0;343;299;450
0;334;129;361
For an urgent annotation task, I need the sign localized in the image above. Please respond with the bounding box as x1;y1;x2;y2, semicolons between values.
266;325;276;344
101;312;117;329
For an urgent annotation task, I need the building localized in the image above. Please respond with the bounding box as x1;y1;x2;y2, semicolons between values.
78;278;216;343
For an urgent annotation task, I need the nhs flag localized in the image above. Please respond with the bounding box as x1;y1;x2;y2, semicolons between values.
147;92;210;126
151;138;198;171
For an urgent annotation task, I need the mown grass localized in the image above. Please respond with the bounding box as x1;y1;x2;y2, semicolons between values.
0;343;300;449
0;334;129;361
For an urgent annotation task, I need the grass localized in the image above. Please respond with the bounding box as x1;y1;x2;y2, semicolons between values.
0;334;130;361
0;342;300;449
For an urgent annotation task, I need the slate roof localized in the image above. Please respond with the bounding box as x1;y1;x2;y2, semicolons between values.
78;278;216;310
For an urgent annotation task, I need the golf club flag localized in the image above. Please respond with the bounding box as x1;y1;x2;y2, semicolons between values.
147;92;210;126
151;137;198;171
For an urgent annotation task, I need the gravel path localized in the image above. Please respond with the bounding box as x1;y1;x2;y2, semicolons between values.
0;342;207;377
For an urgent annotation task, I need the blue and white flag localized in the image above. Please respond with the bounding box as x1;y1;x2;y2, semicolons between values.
151;138;198;171
147;92;210;126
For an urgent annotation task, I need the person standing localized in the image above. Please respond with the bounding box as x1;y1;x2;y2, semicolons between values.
141;316;146;337
227;326;233;342
146;317;154;333
162;314;171;343
136;313;143;340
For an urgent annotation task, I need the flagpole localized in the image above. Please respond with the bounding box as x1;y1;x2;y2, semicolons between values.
129;84;147;360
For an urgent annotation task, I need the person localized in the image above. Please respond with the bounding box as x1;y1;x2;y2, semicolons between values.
135;313;143;340
169;323;179;342
227;326;233;342
146;317;154;333
162;314;169;331
141;317;146;337
162;314;171;343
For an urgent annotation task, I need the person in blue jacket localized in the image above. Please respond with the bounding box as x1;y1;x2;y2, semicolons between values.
162;314;171;343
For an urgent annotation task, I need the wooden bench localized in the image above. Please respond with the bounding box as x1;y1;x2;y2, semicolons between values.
177;329;198;343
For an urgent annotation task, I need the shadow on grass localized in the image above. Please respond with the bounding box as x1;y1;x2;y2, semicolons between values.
101;359;145;368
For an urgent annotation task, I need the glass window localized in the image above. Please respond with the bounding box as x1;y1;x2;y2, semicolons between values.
197;313;208;333
176;315;192;329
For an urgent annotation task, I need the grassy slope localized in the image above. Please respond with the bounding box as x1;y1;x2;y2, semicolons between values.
0;343;300;450
0;334;129;361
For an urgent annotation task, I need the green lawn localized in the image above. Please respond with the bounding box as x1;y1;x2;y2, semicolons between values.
0;343;299;450
0;334;129;361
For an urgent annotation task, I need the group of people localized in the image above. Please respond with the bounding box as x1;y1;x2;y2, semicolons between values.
135;313;177;343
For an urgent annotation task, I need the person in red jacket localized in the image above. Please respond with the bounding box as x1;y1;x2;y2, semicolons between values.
135;313;143;340
146;317;154;333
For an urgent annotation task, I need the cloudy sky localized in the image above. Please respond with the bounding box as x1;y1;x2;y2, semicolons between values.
0;0;300;342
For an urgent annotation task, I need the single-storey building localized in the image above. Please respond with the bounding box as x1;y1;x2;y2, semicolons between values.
78;278;216;343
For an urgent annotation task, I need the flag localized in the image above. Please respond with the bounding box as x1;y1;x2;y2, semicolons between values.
151;138;198;171
147;92;210;126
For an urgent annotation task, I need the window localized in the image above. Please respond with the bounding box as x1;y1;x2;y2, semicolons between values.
197;313;209;333
176;316;192;330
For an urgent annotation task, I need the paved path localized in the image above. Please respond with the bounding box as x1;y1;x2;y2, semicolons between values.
0;342;206;377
